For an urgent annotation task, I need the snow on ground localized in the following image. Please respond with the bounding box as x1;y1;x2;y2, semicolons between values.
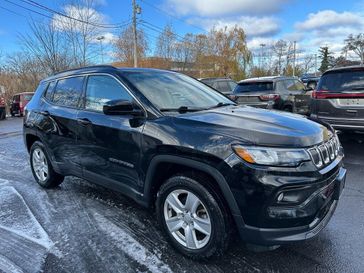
93;212;173;273
0;186;53;249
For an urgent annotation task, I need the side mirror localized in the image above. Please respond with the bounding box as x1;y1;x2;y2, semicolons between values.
103;100;144;117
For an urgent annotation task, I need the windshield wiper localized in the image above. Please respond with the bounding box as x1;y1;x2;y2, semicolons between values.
208;102;236;109
160;106;206;113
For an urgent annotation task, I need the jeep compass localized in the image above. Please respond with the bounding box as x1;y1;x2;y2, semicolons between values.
23;65;346;259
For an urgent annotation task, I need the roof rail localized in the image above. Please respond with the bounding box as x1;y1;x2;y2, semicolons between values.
54;64;116;75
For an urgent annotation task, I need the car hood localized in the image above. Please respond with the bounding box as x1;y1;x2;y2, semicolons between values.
176;106;331;147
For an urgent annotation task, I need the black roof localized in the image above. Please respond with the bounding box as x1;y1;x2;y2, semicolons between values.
324;65;364;74
42;65;177;82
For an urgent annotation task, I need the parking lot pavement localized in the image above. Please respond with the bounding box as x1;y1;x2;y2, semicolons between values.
1;117;364;273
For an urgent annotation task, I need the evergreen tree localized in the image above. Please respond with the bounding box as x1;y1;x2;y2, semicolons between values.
319;46;333;73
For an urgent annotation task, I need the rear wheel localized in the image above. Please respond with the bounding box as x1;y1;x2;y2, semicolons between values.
283;105;293;112
156;173;231;259
0;109;5;120
30;141;64;188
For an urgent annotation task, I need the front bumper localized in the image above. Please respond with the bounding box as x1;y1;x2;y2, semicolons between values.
235;166;346;245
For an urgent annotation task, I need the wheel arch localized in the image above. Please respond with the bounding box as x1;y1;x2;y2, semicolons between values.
143;155;245;226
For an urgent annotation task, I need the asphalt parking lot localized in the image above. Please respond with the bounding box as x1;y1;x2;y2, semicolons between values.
0;117;363;273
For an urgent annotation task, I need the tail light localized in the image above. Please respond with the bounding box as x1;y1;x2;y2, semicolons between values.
313;90;364;99
228;95;237;101
0;98;4;106
259;94;280;101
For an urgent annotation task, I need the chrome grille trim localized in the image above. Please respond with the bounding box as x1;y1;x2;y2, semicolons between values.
308;137;340;168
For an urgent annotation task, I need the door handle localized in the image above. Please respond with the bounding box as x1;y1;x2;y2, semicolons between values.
346;109;357;114
77;118;92;125
40;111;50;116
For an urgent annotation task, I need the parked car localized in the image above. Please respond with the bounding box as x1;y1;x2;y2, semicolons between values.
301;75;320;90
24;65;346;259
199;77;237;95
232;76;312;114
10;92;34;117
311;65;364;131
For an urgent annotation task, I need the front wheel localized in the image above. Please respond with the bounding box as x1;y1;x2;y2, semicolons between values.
30;141;64;188
156;174;231;259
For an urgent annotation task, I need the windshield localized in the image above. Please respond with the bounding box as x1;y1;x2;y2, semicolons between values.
23;94;33;101
123;71;233;110
234;81;273;93
318;69;364;92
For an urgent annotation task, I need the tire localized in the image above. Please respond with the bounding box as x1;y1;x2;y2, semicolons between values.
283;105;293;112
30;141;64;188
0;110;5;120
156;173;231;259
11;111;15;117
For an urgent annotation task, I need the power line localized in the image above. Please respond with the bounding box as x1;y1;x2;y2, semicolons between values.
0;1;130;36
140;20;194;44
4;0;128;29
139;0;207;33
22;0;128;28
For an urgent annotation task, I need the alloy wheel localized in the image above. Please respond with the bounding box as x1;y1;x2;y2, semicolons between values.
32;148;48;182
163;189;211;249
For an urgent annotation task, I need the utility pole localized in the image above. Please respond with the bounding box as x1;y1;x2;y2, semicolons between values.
293;41;296;77
259;43;266;71
132;0;138;67
314;53;317;76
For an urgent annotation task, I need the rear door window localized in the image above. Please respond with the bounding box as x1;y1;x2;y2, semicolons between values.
53;77;84;107
234;81;273;93
318;70;364;92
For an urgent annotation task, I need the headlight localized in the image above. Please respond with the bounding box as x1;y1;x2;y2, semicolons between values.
232;145;310;167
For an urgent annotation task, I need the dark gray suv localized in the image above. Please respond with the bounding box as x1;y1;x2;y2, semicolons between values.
311;66;364;131
232;76;311;114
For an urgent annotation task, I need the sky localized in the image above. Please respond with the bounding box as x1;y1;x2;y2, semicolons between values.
0;0;364;62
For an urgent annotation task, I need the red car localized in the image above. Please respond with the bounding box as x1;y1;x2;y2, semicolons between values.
10;92;34;117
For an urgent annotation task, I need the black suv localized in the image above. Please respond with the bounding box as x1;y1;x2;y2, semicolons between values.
311;66;364;131
232;76;311;114
24;66;346;259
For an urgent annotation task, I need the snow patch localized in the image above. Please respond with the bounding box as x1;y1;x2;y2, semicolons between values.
0;255;24;273
93;212;173;273
0;186;53;249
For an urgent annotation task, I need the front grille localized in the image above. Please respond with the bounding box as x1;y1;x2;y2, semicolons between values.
308;136;340;168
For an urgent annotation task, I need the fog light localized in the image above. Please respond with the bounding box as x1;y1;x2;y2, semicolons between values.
277;193;284;202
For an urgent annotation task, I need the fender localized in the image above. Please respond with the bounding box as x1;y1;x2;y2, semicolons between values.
143;155;246;227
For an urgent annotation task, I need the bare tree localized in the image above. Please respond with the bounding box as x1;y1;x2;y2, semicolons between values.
19;19;71;74
343;34;364;64
273;40;288;75
114;25;148;66
56;0;104;66
155;24;177;66
301;54;315;74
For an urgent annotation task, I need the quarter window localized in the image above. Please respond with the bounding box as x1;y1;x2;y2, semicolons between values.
85;75;133;112
44;81;56;101
53;77;84;107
